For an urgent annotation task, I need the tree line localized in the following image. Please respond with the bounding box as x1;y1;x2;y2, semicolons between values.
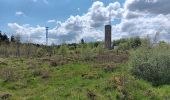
0;31;19;44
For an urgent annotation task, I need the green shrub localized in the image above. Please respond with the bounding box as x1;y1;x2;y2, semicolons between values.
58;45;68;58
130;44;170;86
96;43;105;55
32;68;51;79
114;37;142;50
129;37;141;48
80;45;95;61
107;74;159;100
36;48;46;57
118;42;130;51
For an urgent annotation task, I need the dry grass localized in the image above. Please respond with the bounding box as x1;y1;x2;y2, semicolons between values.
95;54;128;63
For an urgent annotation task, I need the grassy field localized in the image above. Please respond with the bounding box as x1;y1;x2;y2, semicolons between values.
0;56;170;100
0;38;170;99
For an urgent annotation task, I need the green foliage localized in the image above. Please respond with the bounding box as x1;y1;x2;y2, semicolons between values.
0;32;9;43
0;67;16;82
96;43;105;55
10;35;15;42
118;42;130;51
81;38;85;44
80;44;95;61
107;74;159;100
36;48;46;57
129;37;141;48
58;45;68;57
114;37;142;51
0;57;170;99
130;43;170;86
113;38;127;46
0;36;170;99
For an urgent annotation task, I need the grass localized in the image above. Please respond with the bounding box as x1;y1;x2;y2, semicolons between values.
0;57;170;100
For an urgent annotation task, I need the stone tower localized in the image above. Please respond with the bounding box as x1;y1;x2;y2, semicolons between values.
105;25;112;49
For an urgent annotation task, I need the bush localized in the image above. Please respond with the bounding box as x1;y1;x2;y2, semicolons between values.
130;44;170;86
107;74;159;100
96;43;105;55
118;42;130;51
129;37;141;49
114;37;142;50
58;45;68;58
36;48;46;57
32;68;51;79
80;45;95;61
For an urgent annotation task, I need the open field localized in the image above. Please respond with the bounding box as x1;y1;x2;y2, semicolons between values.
0;53;170;100
0;37;170;100
1;0;170;99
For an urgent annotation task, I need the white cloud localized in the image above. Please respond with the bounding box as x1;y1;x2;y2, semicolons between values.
9;1;122;44
8;23;46;44
47;19;56;23
125;0;170;15
8;0;170;44
120;14;170;36
8;1;129;44
15;11;25;16
121;0;170;42
48;1;123;44
32;0;49;4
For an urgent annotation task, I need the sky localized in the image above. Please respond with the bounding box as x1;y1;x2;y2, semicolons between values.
0;0;170;44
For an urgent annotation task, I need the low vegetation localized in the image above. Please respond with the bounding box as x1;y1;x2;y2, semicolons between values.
131;42;170;86
0;35;170;99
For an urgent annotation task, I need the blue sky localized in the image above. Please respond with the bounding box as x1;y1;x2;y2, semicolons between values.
0;0;124;32
1;0;170;44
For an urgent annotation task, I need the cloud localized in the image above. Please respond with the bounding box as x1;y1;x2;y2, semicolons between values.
120;0;170;41
32;0;49;4
125;0;170;15
86;1;123;28
8;23;46;44
47;1;123;44
47;19;56;23
8;0;170;44
120;14;170;36
9;1;122;44
15;11;25;16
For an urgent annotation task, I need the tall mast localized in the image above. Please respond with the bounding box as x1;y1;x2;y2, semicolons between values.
46;27;49;45
109;8;112;25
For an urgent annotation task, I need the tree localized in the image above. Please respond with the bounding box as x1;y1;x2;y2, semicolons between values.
59;45;68;59
0;31;2;42
129;37;141;48
10;35;16;42
81;38;85;44
2;34;9;43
